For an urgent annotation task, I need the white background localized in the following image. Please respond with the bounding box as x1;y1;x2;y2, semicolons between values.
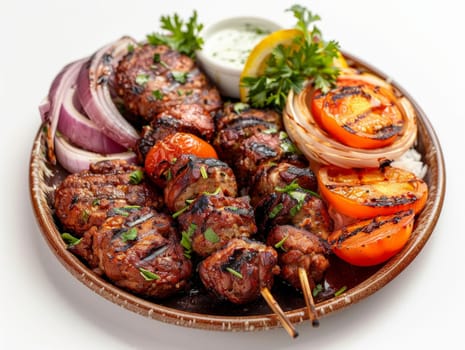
1;0;464;349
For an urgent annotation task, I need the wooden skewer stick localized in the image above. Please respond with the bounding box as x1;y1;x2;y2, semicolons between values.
260;287;299;338
298;267;320;327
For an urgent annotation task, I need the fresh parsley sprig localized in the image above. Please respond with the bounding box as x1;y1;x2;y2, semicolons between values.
147;11;204;58
241;4;341;110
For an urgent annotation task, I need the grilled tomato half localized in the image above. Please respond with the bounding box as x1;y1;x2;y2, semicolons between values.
328;210;415;266
317;165;428;219
310;76;404;149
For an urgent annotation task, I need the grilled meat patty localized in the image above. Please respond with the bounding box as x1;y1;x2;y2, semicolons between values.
267;225;330;291
164;154;237;212
198;238;280;304
178;194;257;257
70;207;192;298
114;43;222;122
54;160;163;236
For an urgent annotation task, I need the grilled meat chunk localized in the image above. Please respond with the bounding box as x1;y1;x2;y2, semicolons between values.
198;238;280;304
267;225;330;291
178;194;257;257
114;43;222;122
255;190;332;240
154;103;215;140
250;161;317;207
213;104;282;165
54;160;162;236
233;131;303;187
291;195;333;240
215;102;282;132
164;155;237;212
71;207;192;298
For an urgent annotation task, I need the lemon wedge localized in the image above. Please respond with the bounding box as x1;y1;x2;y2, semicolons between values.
239;28;348;102
240;29;301;102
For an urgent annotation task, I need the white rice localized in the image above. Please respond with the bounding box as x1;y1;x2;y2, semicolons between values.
390;148;428;178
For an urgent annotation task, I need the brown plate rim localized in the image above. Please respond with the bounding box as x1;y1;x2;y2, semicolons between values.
29;52;446;332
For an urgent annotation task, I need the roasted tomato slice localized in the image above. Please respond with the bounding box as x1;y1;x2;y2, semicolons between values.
317;166;428;218
328;210;415;266
144;132;218;186
310;77;404;149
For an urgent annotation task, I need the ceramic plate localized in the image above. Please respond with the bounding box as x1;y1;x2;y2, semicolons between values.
29;53;445;332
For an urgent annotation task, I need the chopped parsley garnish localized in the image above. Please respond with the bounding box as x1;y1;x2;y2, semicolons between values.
312;283;323;297
61;233;81;247
334;286;347;297
81;209;89;223
121;227;138;243
224;206;238;211
139;268;160;281
240;4;340;110
275;179;320;217
262;127;278;135
280;138;299;154
269;203;284;219
226;267;243;279
164;168;172;181
180;223;197;258
172;205;189;219
204;228;220;243
202;187;221;196
274;235;289;250
112;205;141;217
200;165;208;179
233;102;250;114
152;90;164;100
171;70;188;84
278;131;300;154
135;74;150;86
129;169;144;184
146;10;204;58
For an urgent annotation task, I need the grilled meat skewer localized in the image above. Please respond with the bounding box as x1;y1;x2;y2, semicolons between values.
54;160;193;298
267;225;330;291
71;206;192;298
214;102;332;301
54;160;163;237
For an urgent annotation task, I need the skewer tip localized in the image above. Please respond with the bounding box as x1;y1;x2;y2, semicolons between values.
298;267;320;328
260;287;299;339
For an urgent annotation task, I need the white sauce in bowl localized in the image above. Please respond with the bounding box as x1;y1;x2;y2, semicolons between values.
202;23;271;69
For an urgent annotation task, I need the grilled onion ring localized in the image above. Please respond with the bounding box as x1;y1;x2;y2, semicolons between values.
283;69;417;168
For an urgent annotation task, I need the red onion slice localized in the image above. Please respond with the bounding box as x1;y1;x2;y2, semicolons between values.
58;86;126;154
77;36;139;149
40;58;88;164
55;134;137;173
